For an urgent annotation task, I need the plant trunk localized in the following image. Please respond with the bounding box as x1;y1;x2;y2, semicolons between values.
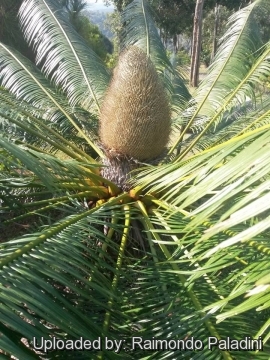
211;2;220;63
190;0;205;88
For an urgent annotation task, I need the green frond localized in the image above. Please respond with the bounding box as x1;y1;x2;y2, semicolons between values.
191;36;270;142
0;88;98;161
179;97;270;152
0;43;69;120
2;200;268;359
0;43;102;156
0;86;100;140
194;0;267;113
135;126;270;244
0;202;127;359
140;208;270;343
19;0;110;112
0;135;108;192
170;0;270;157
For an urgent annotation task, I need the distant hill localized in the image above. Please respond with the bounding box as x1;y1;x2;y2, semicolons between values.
85;1;114;13
83;9;114;40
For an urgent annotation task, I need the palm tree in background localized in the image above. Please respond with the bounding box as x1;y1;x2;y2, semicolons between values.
59;0;87;23
0;0;270;359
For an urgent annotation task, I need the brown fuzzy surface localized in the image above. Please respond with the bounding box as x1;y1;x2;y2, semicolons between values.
99;46;171;161
100;150;142;191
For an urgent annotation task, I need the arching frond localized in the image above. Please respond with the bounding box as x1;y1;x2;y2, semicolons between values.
0;88;98;160
179;97;270;152
0;43;103;157
0;43;69;120
170;0;270;158
0;135;113;193
135;126;270;254
194;0;267;113
19;0;110;112
1;200;269;359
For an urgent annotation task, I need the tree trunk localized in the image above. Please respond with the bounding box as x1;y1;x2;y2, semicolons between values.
190;0;205;88
211;2;220;63
173;33;178;53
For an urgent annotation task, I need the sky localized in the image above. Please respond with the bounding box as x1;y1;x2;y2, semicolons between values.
85;0;114;12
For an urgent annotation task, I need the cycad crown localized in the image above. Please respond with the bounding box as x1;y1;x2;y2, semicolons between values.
99;46;171;161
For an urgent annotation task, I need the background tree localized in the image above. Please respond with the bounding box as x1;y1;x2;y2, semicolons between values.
74;15;113;61
148;0;195;47
108;0;251;85
190;0;204;87
104;10;122;65
201;5;232;66
211;2;220;61
208;0;251;61
59;0;87;23
190;0;251;87
105;0;131;12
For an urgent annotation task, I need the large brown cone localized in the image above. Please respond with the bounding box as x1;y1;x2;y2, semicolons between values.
99;46;171;161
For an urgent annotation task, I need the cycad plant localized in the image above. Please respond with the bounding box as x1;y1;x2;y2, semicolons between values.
1;0;270;359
